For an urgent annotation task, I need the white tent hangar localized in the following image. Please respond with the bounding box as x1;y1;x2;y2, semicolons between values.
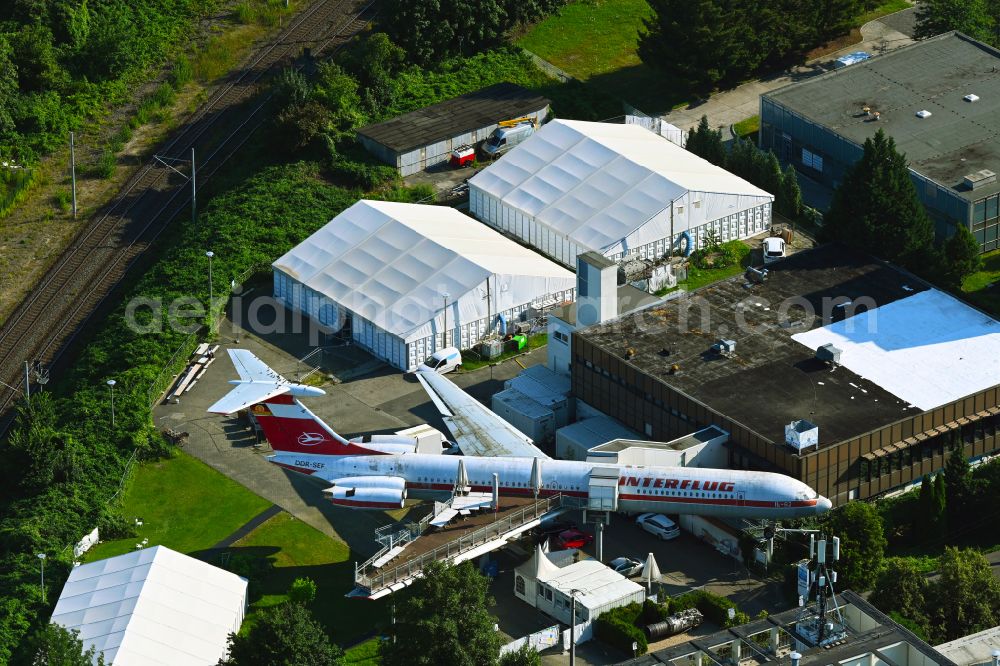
50;546;248;665
273;200;576;370
469;119;775;267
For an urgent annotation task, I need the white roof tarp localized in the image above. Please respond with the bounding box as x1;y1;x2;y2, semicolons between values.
273;200;575;343
793;289;1000;411
540;559;644;612
470;119;773;255
51;546;247;666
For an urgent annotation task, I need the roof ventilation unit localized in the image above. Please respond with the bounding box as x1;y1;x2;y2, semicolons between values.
785;420;819;452
711;339;736;356
964;169;998;190
815;343;842;365
916;110;932;119
963;94;980;103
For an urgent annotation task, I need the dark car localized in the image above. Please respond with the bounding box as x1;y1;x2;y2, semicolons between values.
531;519;577;544
555;529;594;550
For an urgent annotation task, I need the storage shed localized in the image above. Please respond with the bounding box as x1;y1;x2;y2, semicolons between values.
356;82;551;176
469;119;774;267
50;546;248;666
273;200;576;371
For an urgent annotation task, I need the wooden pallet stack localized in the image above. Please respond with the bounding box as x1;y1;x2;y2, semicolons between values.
167;343;220;403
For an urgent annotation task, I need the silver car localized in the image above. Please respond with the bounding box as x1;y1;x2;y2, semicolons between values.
636;513;680;540
609;556;644;577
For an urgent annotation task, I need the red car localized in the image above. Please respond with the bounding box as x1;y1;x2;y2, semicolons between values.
555;529;594;550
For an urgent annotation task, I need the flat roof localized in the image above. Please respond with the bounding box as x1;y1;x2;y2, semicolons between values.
356;82;550;153
935;624;1000;665
551;284;660;326
577;244;1000;448
765;32;1000;201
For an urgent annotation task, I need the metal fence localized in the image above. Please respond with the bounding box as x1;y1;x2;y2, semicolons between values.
146;328;202;408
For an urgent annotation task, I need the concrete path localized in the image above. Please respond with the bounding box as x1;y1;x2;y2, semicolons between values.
660;6;917;132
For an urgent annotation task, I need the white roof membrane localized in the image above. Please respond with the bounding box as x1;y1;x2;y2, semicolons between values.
273;200;575;342
470;119;773;254
51;546;247;666
792;289;1000;411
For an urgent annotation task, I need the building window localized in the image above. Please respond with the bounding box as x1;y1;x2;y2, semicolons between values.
801;148;824;172
516;576;525;595
554;331;569;345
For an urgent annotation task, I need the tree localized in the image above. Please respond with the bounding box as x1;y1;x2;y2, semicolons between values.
941;223;982;289
869;558;930;635
823;130;936;272
822;500;886;591
933;473;947;537
350;32;404;115
914;0;997;46
221;602;343;666
498;643;541;666
686;116;726;167
289;577;317;605
27;623;106;665
0;36;18;140
926;547;1000;642
943;445;971;535
379;0;508;66
915;474;944;541
639;0;742;92
381;561;503;666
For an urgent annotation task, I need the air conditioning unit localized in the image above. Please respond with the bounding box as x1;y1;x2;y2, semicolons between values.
964;169;997;190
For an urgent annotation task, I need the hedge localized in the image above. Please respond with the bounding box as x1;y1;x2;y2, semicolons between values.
669;590;751;628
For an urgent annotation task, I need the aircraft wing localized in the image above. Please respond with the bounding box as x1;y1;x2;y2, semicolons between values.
415;370;550;459
206;349;291;414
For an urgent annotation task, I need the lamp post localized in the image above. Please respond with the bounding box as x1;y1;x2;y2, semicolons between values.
107;379;116;427
441;292;449;350
206;251;215;312
37;553;46;603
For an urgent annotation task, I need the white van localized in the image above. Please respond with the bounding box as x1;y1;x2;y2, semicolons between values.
762;237;786;264
480;121;535;159
417;347;462;374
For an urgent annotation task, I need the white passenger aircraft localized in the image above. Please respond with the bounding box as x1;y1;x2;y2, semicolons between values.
208;350;832;519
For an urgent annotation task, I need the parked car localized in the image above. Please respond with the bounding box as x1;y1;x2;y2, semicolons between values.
609;556;644;577
416;347;462;374
762;236;786;264
554;529;593;550
636;513;680;540
531;519;577;544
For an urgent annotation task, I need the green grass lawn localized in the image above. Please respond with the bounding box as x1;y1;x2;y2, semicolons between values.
459;333;548;372
516;0;685;113
344;638;382;665
85;450;271;562
232;512;386;645
733;115;760;138
961;249;1000;317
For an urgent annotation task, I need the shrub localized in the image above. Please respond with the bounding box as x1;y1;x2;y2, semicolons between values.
92;149;117;179
170;56;193;89
670;590;749;628
594;615;647;656
97;510;136;540
289;576;317;605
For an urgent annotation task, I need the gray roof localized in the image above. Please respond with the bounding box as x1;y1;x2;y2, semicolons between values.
765;32;1000;201
576;245;930;447
356;82;550;153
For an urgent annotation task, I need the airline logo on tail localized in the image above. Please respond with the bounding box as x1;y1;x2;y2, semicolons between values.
297;432;329;446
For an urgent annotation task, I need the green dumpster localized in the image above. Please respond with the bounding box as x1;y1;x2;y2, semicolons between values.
512;334;527;350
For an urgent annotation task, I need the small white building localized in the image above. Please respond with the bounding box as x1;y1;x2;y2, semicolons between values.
50;545;248;666
273;200;576;371
514;546;645;625
469;119;774;267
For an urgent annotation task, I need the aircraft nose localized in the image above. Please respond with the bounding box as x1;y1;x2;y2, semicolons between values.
817;496;832;513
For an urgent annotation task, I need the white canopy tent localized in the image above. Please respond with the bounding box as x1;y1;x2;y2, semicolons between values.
273;200;575;370
50;546;247;665
469;119;774;266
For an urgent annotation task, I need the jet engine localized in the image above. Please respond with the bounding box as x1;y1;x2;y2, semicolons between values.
325;476;406;509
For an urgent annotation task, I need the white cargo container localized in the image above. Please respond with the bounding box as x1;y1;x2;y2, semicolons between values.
555;416;641;461
505;365;573;428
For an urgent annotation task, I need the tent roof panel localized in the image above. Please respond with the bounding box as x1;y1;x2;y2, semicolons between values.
273;201;575;339
470;119;772;252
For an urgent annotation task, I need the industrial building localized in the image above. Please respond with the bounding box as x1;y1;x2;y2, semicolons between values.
514;546;645;626
620;591;957;666
356;82;550;176
272;200;576;371
50;546;248;665
571;244;1000;505
469;119;774;267
760;32;1000;252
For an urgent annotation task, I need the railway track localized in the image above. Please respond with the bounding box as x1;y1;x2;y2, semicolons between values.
0;0;376;427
